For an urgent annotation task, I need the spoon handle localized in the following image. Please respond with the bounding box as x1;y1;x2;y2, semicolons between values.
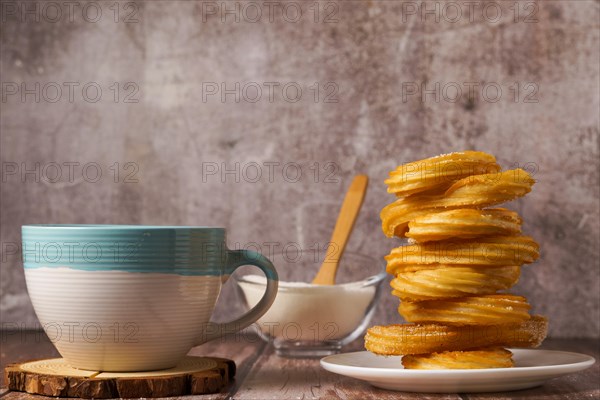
312;175;369;285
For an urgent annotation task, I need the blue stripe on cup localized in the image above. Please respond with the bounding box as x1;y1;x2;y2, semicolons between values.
22;225;229;276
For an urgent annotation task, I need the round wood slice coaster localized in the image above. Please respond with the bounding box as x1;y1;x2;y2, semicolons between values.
4;356;236;398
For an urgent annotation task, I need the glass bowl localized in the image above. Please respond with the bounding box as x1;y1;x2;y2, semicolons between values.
234;251;386;357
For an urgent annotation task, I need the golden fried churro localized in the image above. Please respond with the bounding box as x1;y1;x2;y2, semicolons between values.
381;169;535;237
364;315;548;356
399;294;531;326
385;151;500;197
445;168;535;205
391;265;520;301
366;151;546;369
386;236;539;275
402;347;514;369
406;208;522;242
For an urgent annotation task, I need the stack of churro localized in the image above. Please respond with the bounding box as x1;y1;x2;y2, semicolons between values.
365;151;548;369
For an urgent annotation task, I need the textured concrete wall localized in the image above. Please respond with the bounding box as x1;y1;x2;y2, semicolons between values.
1;1;598;338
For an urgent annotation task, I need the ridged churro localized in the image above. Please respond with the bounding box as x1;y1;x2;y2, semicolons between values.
366;151;546;369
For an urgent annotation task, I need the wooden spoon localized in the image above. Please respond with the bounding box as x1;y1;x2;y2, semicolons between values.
312;175;369;285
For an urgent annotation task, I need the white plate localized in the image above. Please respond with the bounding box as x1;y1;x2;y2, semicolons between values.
320;349;595;393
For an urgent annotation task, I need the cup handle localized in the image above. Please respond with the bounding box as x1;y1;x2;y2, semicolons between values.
194;249;278;346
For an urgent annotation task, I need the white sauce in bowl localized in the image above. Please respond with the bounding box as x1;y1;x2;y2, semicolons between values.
238;275;376;341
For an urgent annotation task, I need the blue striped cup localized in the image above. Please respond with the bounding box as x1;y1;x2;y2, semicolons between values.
22;225;278;371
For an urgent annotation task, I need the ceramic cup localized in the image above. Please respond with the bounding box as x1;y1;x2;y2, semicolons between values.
22;225;278;372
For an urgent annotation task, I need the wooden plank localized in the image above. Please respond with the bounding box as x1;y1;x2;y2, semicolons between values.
2;331;598;399
234;339;460;400
187;331;267;400
464;339;599;400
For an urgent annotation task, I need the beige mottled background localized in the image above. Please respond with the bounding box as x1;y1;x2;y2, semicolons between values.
1;1;598;338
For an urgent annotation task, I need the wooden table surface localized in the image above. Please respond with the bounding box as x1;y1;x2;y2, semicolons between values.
1;331;598;399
